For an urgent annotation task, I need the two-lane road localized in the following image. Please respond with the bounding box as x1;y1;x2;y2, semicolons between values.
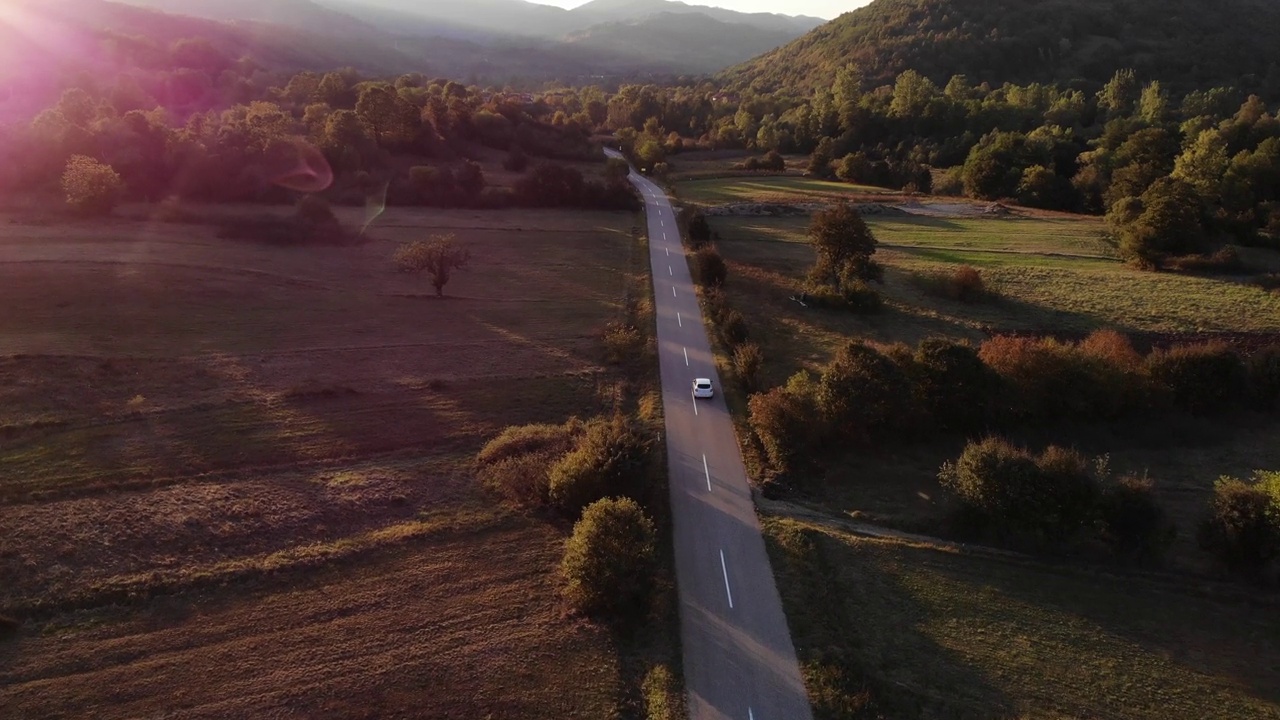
609;150;813;720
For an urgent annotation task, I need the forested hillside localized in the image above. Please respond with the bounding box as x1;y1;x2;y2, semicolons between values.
722;0;1280;98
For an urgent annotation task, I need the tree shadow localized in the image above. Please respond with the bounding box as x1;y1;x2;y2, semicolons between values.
763;521;1017;719
919;543;1280;713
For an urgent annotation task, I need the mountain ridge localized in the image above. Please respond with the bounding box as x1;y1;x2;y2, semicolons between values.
722;0;1280;97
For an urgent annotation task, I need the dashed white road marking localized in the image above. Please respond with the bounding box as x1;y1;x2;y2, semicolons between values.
673;286;677;297
678;312;682;327
703;454;711;491
669;265;673;276
720;550;734;609
683;347;689;365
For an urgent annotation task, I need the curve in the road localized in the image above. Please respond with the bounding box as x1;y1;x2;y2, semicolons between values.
608;150;814;720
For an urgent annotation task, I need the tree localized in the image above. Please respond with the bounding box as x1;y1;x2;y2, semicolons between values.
962;131;1030;199
1138;81;1169;124
561;497;658;617
393;234;471;296
816;342;913;441
889;69;939;119
1110;177;1205;263
1173;128;1229;202
808;136;835;178
1097;68;1139;119
61;155;123;215
1017;165;1075;210
807;202;881;286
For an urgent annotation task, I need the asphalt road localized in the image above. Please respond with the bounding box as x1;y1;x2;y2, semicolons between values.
609;150;814;720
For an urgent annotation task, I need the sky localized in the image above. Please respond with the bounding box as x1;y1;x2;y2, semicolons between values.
525;0;865;20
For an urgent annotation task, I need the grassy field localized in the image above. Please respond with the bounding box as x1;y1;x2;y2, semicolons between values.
765;516;1280;720
0;205;664;717
701;211;1280;562
707;214;1280;388
675;175;893;205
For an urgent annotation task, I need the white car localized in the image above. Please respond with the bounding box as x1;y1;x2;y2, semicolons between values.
692;378;714;399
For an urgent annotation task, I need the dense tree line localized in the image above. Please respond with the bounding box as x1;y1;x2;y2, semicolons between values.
0;55;635;212
600;67;1280;266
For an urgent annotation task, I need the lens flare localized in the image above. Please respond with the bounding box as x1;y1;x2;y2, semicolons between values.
362;181;389;235
265;137;333;193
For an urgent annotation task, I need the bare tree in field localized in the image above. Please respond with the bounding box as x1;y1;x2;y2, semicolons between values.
394;233;472;297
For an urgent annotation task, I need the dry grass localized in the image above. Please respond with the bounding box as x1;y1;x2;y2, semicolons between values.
1;523;621;719
765;516;1280;720
0;206;652;717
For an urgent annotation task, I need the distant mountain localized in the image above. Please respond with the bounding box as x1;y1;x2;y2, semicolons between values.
722;0;1280;97
106;0;384;39
570;0;823;34
347;0;821;39
0;0;675;121
339;0;574;40
565;11;804;75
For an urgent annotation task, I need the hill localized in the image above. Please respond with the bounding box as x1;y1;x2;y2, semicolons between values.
570;0;822;34
721;0;1280;97
564;11;802;75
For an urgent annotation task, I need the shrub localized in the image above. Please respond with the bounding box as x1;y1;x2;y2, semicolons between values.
0;614;17;639
694;246;727;287
603;321;645;365
1098;474;1177;561
476;421;581;467
939;437;1100;548
62;155;123;215
642;665;684;720
561;497;657;617
916;265;992;303
548;416;652;517
839;278;883;314
1164;246;1248;274
748;373;820;473
911;338;1002;432
816;342;913;442
949;266;987;302
732;342;764;393
476;420;583;507
1198;473;1280;578
1247;344;1280;411
979;336;1095;420
718;308;749;349
685;209;713;248
1145;342;1248;414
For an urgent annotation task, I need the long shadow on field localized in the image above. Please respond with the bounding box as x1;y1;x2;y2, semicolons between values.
764;521;1015;719
920;547;1280;711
